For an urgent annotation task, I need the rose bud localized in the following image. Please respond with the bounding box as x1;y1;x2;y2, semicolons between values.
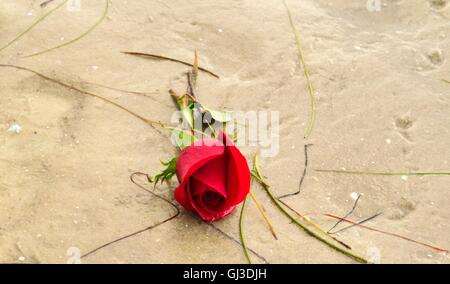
174;131;251;222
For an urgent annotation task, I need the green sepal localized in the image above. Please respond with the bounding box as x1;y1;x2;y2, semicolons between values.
148;157;178;185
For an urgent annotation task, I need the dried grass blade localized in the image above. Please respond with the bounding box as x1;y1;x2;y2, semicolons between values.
282;0;316;139
315;169;450;176
249;191;278;240
253;155;368;263
121;51;220;78
324;213;449;253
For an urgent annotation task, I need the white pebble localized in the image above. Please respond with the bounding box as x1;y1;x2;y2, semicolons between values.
401;175;408;181
18;256;25;261
8;123;22;134
385;138;391;144
92;65;99;70
217;28;223;33
350;192;359;201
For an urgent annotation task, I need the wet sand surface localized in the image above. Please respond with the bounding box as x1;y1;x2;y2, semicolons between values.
0;0;449;263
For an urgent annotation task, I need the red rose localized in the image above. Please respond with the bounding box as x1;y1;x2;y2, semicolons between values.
174;131;251;222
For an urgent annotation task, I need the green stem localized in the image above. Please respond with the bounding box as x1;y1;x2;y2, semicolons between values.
278;199;351;249
315;169;450;176
249;190;278;240
252;157;368;264
239;196;252;264
253;173;368;263
0;0;69;53
24;0;109;57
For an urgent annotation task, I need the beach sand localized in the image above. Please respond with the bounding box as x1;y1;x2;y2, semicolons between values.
0;0;449;263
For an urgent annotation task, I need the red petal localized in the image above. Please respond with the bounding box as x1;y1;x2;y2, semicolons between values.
174;138;224;212
190;179;226;211
175;138;224;184
191;154;227;198
218;131;251;207
189;186;236;222
174;183;194;211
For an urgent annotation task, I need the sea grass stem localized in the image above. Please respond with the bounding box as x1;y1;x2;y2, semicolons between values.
239;196;252;264
315;169;450;176
0;0;69;53
253;156;368;263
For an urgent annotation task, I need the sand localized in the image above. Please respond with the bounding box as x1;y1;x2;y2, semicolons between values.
0;0;449;264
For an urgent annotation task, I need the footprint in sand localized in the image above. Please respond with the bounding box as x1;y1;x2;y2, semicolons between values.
394;115;415;143
386;198;417;220
416;48;445;72
428;0;448;10
416;48;445;71
426;49;445;66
